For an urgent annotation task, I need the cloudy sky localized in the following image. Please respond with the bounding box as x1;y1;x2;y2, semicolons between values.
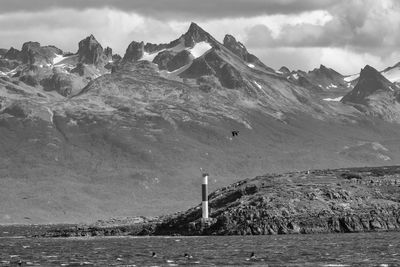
1;0;400;74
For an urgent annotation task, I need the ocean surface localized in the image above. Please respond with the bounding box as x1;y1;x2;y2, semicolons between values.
0;231;399;266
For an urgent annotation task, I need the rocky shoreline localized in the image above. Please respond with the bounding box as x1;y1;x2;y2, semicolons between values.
39;165;400;237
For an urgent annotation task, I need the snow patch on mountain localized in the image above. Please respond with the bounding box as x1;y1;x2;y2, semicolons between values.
323;96;343;102
141;51;162;62
2;68;18;76
140;40;211;62
46;107;54;124
292;73;299;80
248;64;255;69
378;154;391;161
344;73;359;82
188;41;212;58
382;67;400;83
327;83;338;89
53;54;66;65
371;142;389;151
253;81;262;89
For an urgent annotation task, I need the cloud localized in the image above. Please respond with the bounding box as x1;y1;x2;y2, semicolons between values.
241;0;400;73
252;47;324;72
252;47;391;75
0;8;183;55
0;0;399;74
0;0;339;19
246;0;400;51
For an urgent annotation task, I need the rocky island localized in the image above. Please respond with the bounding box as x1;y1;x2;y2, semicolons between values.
41;165;400;237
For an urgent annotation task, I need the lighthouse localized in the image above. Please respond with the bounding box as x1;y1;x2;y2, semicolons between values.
202;173;209;220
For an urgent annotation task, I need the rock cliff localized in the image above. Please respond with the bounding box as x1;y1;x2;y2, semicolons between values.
77;35;105;65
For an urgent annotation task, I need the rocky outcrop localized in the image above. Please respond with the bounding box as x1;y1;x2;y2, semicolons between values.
310;64;343;81
167;50;194;71
179;57;215;78
179;49;245;89
223;34;249;61
305;64;347;90
183;22;216;47
4;47;22;61
223;34;274;73
2;104;29;118
77;35;104;65
20;42;62;65
296;74;324;93
0;58;20;72
122;41;144;62
71;63;87;76
112;54;122;62
41;72;74;96
278;66;290;74
144;42;169;54
19;74;39;87
104;46;112;60
152;50;176;70
0;48;8;57
219;63;244;89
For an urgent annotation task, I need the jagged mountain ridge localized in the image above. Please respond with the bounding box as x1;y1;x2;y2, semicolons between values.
1;23;400;224
341;65;400;122
342;65;396;104
0;35;114;97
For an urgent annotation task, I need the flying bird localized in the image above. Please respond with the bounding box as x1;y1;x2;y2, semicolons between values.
231;130;239;137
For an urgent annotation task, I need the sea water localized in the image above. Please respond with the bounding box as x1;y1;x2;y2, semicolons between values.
0;232;399;266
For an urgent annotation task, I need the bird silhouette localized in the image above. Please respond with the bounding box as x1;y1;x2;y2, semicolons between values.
231;130;239;137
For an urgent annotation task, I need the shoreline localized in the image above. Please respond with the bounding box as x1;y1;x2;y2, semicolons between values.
3;165;400;238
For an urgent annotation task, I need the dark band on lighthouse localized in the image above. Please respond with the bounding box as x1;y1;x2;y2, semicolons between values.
202;173;209;219
202;184;208;201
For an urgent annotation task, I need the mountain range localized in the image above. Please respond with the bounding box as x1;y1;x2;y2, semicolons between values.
1;22;400;224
